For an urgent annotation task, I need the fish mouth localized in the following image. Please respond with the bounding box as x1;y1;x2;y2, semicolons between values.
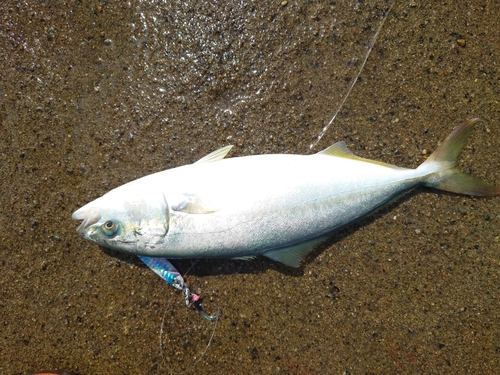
72;206;101;233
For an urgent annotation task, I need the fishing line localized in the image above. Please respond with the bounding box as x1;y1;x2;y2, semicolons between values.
158;261;219;374
159;299;219;374
309;0;396;150
153;1;394;372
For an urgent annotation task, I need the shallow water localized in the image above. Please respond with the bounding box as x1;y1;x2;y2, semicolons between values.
1;1;500;374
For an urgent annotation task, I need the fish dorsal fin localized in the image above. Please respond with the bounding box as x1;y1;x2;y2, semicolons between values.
317;141;404;170
317;141;354;157
195;145;234;164
263;236;327;268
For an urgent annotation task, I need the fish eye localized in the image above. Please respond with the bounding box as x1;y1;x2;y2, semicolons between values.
101;220;119;237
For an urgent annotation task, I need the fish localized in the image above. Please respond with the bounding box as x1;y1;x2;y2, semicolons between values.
72;118;499;268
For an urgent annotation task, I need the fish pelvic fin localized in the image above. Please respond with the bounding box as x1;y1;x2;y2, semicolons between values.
418;118;500;197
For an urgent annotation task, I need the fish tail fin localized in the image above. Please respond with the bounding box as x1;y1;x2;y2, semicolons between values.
418;118;500;197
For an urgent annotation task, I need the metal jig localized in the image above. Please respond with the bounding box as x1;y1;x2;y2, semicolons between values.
139;256;221;320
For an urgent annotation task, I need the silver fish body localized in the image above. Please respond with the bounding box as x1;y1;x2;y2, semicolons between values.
73;119;499;267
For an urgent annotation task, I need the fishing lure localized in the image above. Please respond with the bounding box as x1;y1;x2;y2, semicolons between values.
139;256;221;320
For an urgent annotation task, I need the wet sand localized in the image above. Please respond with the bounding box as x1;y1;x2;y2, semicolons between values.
1;1;499;374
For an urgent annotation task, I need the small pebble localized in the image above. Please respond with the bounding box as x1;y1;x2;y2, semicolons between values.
457;39;466;47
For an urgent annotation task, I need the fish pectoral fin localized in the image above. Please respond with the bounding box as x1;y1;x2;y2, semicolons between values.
263;237;327;268
194;145;234;164
170;193;219;214
177;201;218;214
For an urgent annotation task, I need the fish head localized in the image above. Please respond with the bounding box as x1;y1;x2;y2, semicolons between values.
72;184;170;255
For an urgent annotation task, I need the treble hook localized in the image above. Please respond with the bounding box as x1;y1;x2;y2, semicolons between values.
139;256;221;321
183;285;221;321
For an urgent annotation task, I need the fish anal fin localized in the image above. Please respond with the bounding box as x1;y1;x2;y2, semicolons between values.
195;145;234;164
232;255;256;261
263;237;327;268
